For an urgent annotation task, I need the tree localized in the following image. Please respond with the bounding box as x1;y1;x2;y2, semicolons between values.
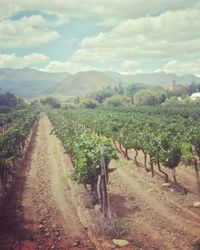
134;89;166;106
40;97;61;108
104;95;131;107
125;83;143;104
0;92;26;112
187;81;200;95
0;92;17;108
80;98;99;109
117;82;124;95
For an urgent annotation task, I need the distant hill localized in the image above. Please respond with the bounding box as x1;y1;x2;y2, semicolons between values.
105;71;200;86
55;71;117;96
0;68;200;98
0;68;70;97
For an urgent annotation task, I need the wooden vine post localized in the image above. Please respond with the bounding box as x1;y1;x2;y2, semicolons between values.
191;145;200;197
97;147;111;218
194;158;200;196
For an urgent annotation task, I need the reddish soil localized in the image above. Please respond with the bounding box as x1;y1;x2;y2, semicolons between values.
109;152;200;250
0;114;199;250
0;115;96;250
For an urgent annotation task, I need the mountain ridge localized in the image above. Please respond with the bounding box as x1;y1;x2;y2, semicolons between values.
0;68;199;98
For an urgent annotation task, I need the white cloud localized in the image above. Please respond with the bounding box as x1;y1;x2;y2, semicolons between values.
71;48;121;62
0;15;59;48
163;59;200;76
79;9;200;59
52;8;199;75
120;60;142;74
0;0;198;20
0;1;20;20
0;53;49;68
44;60;92;73
1;1;200;74
23;53;49;64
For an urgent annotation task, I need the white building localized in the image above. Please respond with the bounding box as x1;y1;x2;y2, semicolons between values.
191;92;200;101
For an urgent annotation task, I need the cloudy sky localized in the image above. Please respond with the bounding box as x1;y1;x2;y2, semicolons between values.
0;0;200;75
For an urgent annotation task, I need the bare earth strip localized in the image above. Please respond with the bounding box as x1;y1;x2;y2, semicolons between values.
27;114;96;249
109;158;200;250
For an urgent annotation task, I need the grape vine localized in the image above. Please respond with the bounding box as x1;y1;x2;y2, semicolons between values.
56;106;200;194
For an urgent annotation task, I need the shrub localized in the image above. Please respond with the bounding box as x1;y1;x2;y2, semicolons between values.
80;98;99;109
104;95;131;107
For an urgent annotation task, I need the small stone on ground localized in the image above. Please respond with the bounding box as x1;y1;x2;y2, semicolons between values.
113;239;129;247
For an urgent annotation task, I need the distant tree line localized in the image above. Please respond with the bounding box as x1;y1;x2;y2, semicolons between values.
78;81;200;108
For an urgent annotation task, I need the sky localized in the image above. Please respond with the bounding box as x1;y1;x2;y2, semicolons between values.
0;0;200;75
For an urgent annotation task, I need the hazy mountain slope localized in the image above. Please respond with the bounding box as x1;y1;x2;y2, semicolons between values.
56;71;118;95
105;71;200;86
0;68;200;98
176;74;200;85
0;68;70;97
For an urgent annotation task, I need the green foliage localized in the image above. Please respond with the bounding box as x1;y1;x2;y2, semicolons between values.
114;218;128;236
88;83;143;105
181;96;193;104
48;110;117;192
80;98;99;109
61;105;200;176
156;125;182;169
126;83;142;96
104;95;131;108
0;110;37;188
181;143;193;160
134;89;166;106
187;82;200;95
40;97;61;109
0;92;26;112
89;87;113;103
0;92;17;108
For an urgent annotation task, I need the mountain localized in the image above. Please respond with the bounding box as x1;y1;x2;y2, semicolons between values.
175;74;200;85
0;68;70;97
105;71;200;86
0;68;200;98
55;71;117;96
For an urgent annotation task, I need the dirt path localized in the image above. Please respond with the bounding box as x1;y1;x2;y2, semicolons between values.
0;114;96;250
109;157;200;250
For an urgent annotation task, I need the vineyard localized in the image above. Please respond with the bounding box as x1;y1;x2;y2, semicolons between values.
47;105;200;249
0;110;37;195
0;105;200;250
51;106;200;192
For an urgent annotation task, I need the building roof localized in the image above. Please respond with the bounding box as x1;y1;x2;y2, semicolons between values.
191;92;200;97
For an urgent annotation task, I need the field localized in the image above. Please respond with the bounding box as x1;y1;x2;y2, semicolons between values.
0;106;200;250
